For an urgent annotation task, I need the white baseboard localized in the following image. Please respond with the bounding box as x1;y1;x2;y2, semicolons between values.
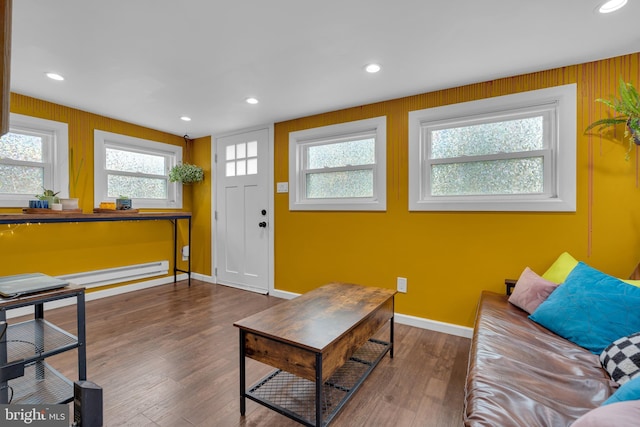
198;272;269;294
269;288;300;300
395;313;473;338
4;277;473;339
191;272;214;283
216;281;269;295
269;288;473;339
5;274;189;319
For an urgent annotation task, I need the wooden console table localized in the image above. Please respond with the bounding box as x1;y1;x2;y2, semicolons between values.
234;282;396;426
0;212;192;285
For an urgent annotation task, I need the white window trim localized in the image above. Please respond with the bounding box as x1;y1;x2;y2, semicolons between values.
289;116;387;211
94;130;182;209
0;113;69;208
408;84;576;212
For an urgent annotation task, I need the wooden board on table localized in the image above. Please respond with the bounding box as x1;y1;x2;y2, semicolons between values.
23;208;83;214
92;209;139;214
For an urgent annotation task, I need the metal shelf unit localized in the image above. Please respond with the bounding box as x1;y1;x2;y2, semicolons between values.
8;362;74;405
0;286;86;405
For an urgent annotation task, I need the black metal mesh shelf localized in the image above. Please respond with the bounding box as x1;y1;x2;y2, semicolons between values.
7;362;73;404
4;319;78;364
247;339;389;426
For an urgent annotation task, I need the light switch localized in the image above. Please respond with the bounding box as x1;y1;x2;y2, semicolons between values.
277;182;289;193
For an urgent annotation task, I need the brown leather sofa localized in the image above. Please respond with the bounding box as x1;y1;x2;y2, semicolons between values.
464;291;617;427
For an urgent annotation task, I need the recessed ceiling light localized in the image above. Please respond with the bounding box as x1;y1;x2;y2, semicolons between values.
598;0;627;13
365;64;381;73
246;97;259;105
180;116;191;122
45;72;64;81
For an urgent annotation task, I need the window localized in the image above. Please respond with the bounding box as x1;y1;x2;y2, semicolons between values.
408;84;576;211
94;130;182;209
289;116;386;211
0;114;69;207
226;140;258;177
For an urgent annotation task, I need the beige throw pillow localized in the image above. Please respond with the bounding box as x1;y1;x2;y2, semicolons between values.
508;267;558;314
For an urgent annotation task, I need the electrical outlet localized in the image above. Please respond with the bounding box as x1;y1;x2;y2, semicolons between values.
397;277;407;293
182;245;189;261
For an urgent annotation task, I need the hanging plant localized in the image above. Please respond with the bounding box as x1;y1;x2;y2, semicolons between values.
169;163;204;183
585;78;640;158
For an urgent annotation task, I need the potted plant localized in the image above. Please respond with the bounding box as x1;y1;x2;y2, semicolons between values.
115;195;132;210
585;78;640;157
169;163;204;184
36;188;60;207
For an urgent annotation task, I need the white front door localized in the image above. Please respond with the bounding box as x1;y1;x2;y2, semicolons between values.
215;128;270;294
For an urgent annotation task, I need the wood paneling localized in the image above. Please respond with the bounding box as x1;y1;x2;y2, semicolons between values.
1;94;211;287
0;0;11;136
274;53;640;330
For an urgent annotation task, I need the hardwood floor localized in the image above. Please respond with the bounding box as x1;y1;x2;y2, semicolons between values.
37;280;471;426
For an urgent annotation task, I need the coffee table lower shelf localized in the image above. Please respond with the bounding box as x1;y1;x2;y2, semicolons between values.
246;339;390;427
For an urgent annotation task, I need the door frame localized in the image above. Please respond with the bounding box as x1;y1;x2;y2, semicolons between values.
211;124;275;294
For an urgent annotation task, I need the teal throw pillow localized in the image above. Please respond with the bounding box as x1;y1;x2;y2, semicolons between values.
603;376;640;405
529;262;640;354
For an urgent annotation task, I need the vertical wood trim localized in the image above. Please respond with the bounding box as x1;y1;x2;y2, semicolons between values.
0;0;11;136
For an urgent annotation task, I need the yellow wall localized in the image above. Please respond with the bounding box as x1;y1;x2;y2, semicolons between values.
191;135;212;276
0;94;212;289
3;53;638;327
274;53;640;327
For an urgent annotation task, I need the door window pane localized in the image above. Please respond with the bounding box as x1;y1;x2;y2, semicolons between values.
226;145;236;160
236;142;246;159
247;158;258;175
247;141;258;157
236;160;246;176
226;161;236;177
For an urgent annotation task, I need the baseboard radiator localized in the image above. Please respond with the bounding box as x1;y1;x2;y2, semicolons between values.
56;260;169;289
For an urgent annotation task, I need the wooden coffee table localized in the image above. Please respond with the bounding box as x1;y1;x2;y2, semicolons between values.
234;282;396;426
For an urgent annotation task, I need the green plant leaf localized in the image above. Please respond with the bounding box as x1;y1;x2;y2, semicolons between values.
585;78;640;152
169;163;204;183
584;117;627;132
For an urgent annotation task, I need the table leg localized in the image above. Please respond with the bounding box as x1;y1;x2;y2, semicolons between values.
173;219;178;284
77;291;87;380
0;308;7;403
239;330;246;416
315;352;323;427
390;314;395;359
187;217;191;286
390;297;395;359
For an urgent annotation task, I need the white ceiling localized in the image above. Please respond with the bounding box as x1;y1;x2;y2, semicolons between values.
10;0;640;138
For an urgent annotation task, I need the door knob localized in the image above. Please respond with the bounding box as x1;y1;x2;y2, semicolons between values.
258;222;267;228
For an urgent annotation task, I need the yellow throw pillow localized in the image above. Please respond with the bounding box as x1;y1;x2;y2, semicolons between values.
622;280;640;288
542;252;579;284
